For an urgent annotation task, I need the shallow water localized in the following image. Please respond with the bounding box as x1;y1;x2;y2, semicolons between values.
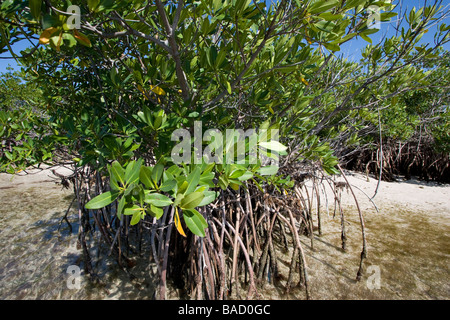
258;205;450;300
0;170;449;300
0;171;162;300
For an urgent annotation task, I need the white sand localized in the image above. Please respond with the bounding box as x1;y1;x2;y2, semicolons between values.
314;170;450;220
0;165;73;188
2;166;448;217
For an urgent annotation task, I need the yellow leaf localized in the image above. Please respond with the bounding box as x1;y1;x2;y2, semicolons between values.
39;27;58;45
226;81;232;94
55;31;63;52
301;77;309;86
136;84;148;100
150;85;166;96
230;182;240;190
305;14;311;23
73;29;92;47
174;207;187;237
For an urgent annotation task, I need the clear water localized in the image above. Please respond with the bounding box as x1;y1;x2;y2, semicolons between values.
0;174;161;300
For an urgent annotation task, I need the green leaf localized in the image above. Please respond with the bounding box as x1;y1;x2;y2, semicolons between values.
160;179;177;192
207;45;218;67
324;42;341;52
180;191;204;210
110;161;125;186
173;193;184;207
218;175;229;190
123;204;141;215
183;209;207;237
380;12;397;22
226;81;232;94
29;0;42;21
237;171;253;181
152;163;164;186
319;12;343;21
360;33;372;44
130;210;142;225
344;0;367;10
309;0;339;14
184;166;201;194
140;166;154;189
144;193;173;207
177;179;188;194
258;165;279;176
62;33;77;48
125;159;142;185
85;191;119;209
199;171;215;187
198;191;219;206
167;164;182;176
117;196;125;219
88;0;100;12
148;204;164;219
258;140;288;152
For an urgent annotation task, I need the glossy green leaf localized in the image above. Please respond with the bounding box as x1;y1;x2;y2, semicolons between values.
151;163;164;185
123;204;141;215
160;179;177;192
258;165;279;176
88;0;100;12
183;209;207;237
184;166;201;194
144;193;173;207
139;166;154;189
110;161;125;187
117;196;125;219
218;175;229;190
180;191;204;210
125;159;142;185
324;42;341;52
85;191;119;209
237;171;253;181
29;0;42;20
130;210;142;225
198;191;219;207
258;140;288;152
309;0;340;14
148;204;163;219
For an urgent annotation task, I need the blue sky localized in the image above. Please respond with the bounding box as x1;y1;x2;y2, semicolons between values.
0;0;449;74
339;0;450;61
